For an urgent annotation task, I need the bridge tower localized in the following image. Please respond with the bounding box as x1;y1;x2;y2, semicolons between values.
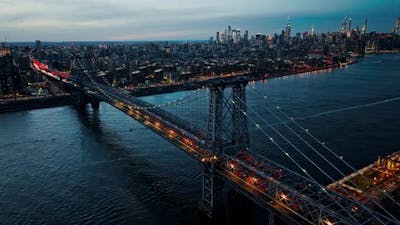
70;55;99;110
200;78;249;217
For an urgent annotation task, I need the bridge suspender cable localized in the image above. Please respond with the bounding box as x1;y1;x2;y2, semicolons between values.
228;96;373;225
245;87;400;224
248;86;400;213
230;92;397;225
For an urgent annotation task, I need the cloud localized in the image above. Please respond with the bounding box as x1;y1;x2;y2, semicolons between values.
0;0;398;41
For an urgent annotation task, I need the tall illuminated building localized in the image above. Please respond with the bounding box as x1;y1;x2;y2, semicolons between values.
267;35;274;45
348;17;352;31
284;20;291;43
393;17;400;34
232;29;241;44
310;25;315;37
341;17;347;33
362;19;368;35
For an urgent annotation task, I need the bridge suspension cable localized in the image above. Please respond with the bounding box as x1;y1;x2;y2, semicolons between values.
248;86;400;209
77;58;208;111
295;96;400;121
245;87;400;223
230;92;393;225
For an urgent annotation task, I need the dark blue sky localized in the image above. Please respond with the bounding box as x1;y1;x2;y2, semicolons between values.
0;0;399;41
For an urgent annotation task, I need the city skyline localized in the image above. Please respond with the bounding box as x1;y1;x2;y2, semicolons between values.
0;0;399;41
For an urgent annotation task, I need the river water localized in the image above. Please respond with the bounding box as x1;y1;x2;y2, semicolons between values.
0;53;399;225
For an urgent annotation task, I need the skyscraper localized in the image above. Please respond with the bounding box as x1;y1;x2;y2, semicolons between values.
232;29;241;44
348;17;352;31
220;33;225;44
393;17;400;34
284;21;291;43
362;19;368;35
341;17;347;33
244;30;249;43
225;25;232;43
310;25;315;38
216;32;220;43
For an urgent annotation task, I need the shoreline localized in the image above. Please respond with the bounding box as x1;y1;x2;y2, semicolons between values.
129;51;400;97
364;49;400;55
1;52;398;113
128;63;351;97
0;94;75;113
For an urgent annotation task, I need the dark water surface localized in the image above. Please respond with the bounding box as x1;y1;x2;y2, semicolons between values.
1;53;399;225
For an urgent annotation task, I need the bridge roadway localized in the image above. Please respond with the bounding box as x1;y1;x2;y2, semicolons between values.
82;80;211;161
32;60;398;225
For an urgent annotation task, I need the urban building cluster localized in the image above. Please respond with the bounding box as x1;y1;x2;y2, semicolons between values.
0;44;43;98
1;17;400;98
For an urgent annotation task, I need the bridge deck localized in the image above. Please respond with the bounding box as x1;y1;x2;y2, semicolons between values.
32;59;398;225
328;152;400;207
82;81;211;161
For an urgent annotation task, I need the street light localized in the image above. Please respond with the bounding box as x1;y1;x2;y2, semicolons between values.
280;193;289;201
322;219;335;225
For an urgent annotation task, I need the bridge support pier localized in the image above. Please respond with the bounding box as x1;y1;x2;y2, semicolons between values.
199;165;216;218
199;164;224;218
74;92;99;110
90;101;100;110
268;211;275;225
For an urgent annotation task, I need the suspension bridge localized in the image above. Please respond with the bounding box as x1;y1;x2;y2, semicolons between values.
31;57;400;225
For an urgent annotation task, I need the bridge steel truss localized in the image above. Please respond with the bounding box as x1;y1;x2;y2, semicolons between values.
198;79;397;225
200;79;250;217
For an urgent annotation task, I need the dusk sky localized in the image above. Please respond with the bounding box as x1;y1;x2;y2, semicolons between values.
0;0;399;42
